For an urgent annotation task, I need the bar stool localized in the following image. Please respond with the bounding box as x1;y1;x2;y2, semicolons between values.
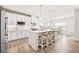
38;33;48;52
46;31;55;49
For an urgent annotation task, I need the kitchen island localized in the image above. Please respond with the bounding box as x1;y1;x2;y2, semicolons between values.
27;29;55;51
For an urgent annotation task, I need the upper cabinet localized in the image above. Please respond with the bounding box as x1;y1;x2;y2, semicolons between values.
25;16;31;26
17;14;26;21
6;12;18;25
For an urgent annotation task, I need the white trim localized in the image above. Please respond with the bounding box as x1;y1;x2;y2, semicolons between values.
51;15;74;20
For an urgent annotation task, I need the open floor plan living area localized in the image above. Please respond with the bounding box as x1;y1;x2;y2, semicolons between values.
0;5;79;53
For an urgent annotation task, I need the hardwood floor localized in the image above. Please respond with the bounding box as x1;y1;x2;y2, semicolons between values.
7;39;35;53
45;39;79;53
7;39;79;53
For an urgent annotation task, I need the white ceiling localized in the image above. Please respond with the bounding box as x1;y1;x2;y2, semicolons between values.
2;5;79;19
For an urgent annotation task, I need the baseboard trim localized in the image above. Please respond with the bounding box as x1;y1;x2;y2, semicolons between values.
8;37;28;42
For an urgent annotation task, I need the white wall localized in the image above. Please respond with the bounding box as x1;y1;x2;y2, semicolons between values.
75;9;79;40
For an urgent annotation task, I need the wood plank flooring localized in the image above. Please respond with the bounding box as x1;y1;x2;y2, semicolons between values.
7;39;79;53
7;39;35;53
44;39;79;53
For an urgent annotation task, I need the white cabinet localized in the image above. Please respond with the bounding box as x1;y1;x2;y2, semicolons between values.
17;31;22;39
21;31;25;38
25;31;28;37
6;12;18;41
25;16;31;26
6;12;31;41
8;31;17;41
17;15;25;22
7;12;17;25
11;31;17;40
8;32;11;41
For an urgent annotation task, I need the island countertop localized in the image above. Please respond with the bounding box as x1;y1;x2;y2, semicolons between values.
28;29;55;33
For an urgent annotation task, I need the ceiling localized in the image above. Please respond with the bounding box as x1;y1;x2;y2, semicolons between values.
2;5;79;19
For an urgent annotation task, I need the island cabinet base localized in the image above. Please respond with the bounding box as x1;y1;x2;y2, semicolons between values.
28;30;55;52
28;31;39;50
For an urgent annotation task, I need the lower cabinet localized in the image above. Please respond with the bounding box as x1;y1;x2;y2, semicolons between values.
1;43;6;53
22;31;26;38
17;31;22;39
11;31;17;40
8;31;28;41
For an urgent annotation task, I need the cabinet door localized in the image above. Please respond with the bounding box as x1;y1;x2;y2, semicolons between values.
17;31;22;39
18;15;25;21
7;12;18;41
7;12;17;25
11;32;17;40
25;16;31;26
7;13;12;25
25;31;28;37
22;31;26;38
24;31;26;37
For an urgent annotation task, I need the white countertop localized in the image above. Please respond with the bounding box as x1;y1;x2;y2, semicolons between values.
29;29;55;33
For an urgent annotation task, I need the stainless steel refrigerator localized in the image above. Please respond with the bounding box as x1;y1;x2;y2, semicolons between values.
0;9;6;53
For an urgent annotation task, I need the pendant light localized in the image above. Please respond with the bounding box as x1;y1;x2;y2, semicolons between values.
49;9;51;20
48;9;52;29
49;6;56;29
50;6;56;29
39;5;43;30
40;5;42;21
52;6;56;19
